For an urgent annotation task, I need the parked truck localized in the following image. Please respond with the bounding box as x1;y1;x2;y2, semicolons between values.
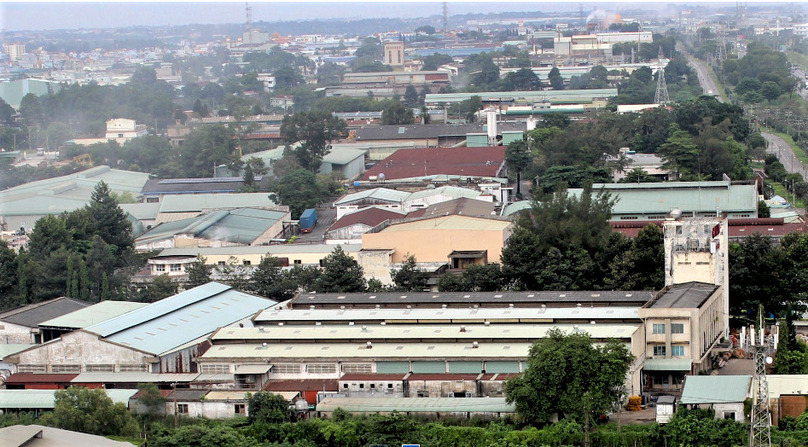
299;208;317;233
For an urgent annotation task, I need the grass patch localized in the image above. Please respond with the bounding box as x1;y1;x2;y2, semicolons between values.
770;181;807;208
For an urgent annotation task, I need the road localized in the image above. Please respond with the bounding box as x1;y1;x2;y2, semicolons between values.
684;52;722;102
763;132;808;179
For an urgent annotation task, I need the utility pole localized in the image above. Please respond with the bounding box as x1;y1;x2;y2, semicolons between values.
442;2;449;33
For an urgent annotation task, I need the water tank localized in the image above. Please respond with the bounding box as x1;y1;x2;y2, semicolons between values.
486;108;497;141
526;116;537;131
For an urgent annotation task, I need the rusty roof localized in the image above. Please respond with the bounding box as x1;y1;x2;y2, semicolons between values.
362;146;506;181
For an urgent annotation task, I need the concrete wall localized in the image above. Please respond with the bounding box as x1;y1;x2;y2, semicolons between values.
0;321;34;344
361;217;512;264
10;330;153;373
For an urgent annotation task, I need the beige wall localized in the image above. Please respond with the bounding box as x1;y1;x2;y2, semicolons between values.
0;321;34;344
361;217;512;264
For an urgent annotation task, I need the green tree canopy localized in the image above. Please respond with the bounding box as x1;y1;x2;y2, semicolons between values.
315;245;366;293
41;386;139;437
505;328;633;425
280;110;347;171
390;255;429;292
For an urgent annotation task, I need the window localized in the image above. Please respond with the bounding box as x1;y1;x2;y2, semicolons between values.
272;364;300;374
218;261;226;266
18;364;46;373
294;260;302;265
724;411;736;420
146;197;159;203
387;383;393;389
653;346;666;357
177;404;189;414
170;264;182;272
671;346;685;356
86;364;114;372
359;383;365;389
417;391;428;397
119;364;149;372
306;363;337;374
235;404;246;415
671;323;685;334
200;364;230;374
652;323;666;334
51;364;81;373
343;384;348;389
155;264;165;272
243;260;251;266
342;364;372;374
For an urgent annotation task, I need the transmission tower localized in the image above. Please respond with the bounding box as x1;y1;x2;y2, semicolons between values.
654;60;670;105
442;2;449;32
749;310;772;447
716;35;727;63
245;2;252;30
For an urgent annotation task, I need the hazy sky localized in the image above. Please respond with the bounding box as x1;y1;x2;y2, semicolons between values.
0;1;785;32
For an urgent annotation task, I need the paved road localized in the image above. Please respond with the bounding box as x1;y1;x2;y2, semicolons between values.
685;53;722;102
763;132;808;179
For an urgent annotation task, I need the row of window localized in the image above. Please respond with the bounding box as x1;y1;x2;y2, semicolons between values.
18;363;148;373
155;264;182;272
652;323;685;334
653;345;685;357
177;403;246;415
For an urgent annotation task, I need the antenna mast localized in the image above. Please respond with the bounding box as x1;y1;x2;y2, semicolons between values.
749;307;772;447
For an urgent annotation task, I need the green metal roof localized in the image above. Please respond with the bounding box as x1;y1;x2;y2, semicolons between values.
425;88;618;105
0;389;138;409
39;301;149;329
334;188;410;206
322;148;367;165
642;358;693;371
157;193;278;213
0;344;35;358
316;397;515;413
680;375;751;404
136;208;288;246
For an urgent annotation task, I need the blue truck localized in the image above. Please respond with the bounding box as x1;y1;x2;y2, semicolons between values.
299;208;317;233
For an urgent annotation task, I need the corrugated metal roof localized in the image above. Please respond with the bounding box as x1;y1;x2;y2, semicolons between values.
236;364;272;374
362;146;506;181
155;244;362;258
334;188;410;206
215;324;640;343
322;148;367;165
0;389;138;409
680;375;751;404
647;283;718;309
203;342;533;361
0;344;34;358
157;193;278;213
642;359;693;371
0;297;90;328
406;186;482;201
288;290;652;307
257;306;639;323
136;208;288;246
120;202;162;220
316;397;515;413
40;301;149;329
71;372;200;383
205;390;252;401
5;373;78;384
327;207;405;233
86;282;274;355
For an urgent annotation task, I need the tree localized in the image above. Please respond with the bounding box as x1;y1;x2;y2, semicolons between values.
381;102;414;125
462;263;505;292
272;168;324;218
185;256;212;289
88;181;133;254
136;382;166;417
505;139;532;197
505;329;633;427
501;185;618;290
136;274;178;302
248;256;298;301
248;391;291;424
0;97;14;123
758;200;771;218
390;255;429;292
773;308;808;374
280;110;347;171
178;124;238;177
151;424;255;447
404;85;419;107
503;68;542;91
548;66;565;90
606;224;665;290
0;241;18;308
315;245;365;293
42;386;139;437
